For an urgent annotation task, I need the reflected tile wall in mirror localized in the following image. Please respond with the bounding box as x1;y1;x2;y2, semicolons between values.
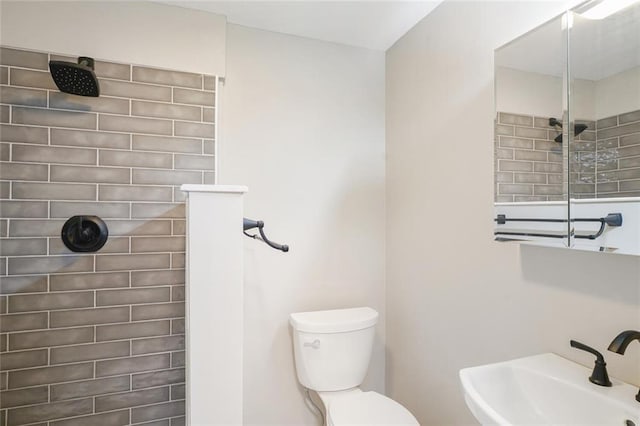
494;111;640;200
595;109;640;198
494;112;563;202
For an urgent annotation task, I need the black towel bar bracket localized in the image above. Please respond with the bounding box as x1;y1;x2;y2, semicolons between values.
494;212;622;240
243;218;289;252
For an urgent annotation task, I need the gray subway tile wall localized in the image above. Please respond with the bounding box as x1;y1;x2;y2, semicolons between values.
495;110;640;201
0;46;216;425
596;110;640;198
495;112;565;202
0;200;49;218
50;376;132;402
9;69;58;90
50;410;131;426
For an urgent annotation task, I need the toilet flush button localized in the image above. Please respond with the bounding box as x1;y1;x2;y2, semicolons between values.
304;339;321;349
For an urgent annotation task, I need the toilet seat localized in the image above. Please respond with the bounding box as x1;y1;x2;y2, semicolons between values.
327;391;419;425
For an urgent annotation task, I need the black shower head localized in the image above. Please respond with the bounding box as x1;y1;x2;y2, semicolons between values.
549;117;562;128
553;123;589;143
575;123;588;136
49;56;100;97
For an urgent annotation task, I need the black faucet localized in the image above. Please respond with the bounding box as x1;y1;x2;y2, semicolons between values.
570;340;612;387
608;330;640;403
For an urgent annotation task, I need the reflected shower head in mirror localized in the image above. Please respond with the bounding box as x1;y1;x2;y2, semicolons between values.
49;56;100;97
575;123;589;136
549;117;562;128
549;117;563;142
548;118;588;143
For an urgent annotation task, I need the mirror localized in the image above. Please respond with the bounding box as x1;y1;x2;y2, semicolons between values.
494;1;640;255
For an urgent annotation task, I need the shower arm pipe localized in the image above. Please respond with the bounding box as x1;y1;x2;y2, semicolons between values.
243;218;289;252
494;213;622;240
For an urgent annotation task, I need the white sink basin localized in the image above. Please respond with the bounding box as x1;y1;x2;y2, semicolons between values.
459;353;640;425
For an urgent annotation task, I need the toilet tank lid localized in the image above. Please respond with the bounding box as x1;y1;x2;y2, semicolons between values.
289;307;378;333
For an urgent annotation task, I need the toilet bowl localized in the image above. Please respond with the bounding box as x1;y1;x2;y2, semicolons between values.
325;390;418;425
289;307;419;425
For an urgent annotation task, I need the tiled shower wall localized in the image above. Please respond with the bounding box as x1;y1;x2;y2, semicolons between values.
0;46;216;426
594;109;640;198
495;112;572;202
492;111;632;201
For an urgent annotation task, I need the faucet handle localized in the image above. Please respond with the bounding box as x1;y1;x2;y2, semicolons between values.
570;340;612;387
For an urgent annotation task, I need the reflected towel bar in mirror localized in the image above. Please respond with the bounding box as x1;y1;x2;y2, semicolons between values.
494;213;622;240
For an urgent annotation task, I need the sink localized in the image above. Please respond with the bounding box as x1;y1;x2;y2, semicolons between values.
459;353;639;425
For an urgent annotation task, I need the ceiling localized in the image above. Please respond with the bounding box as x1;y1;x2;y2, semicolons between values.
156;1;443;51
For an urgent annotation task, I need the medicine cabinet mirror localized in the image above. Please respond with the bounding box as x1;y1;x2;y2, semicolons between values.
493;0;640;256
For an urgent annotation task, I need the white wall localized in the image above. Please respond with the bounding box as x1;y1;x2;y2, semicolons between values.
0;1;226;76
595;66;640;119
386;1;640;425
496;67;596;120
496;67;564;118
220;24;386;425
496;66;640;121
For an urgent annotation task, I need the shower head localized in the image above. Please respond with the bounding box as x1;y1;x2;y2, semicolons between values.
49;56;100;97
553;123;589;143
575;123;588;136
549;117;562;128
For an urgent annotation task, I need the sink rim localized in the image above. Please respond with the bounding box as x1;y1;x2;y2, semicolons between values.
459;352;639;426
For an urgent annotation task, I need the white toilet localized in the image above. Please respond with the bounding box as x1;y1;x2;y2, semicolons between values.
290;307;419;425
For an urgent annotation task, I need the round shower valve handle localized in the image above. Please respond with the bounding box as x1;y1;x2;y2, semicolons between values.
304;339;321;349
61;215;108;253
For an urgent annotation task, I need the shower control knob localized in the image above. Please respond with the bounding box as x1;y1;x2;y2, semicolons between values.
304;339;321;349
61;215;108;253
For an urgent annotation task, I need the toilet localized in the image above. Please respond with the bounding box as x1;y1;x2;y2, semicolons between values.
290;307;419;425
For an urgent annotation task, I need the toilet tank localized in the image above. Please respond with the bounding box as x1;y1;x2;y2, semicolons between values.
289;307;378;392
